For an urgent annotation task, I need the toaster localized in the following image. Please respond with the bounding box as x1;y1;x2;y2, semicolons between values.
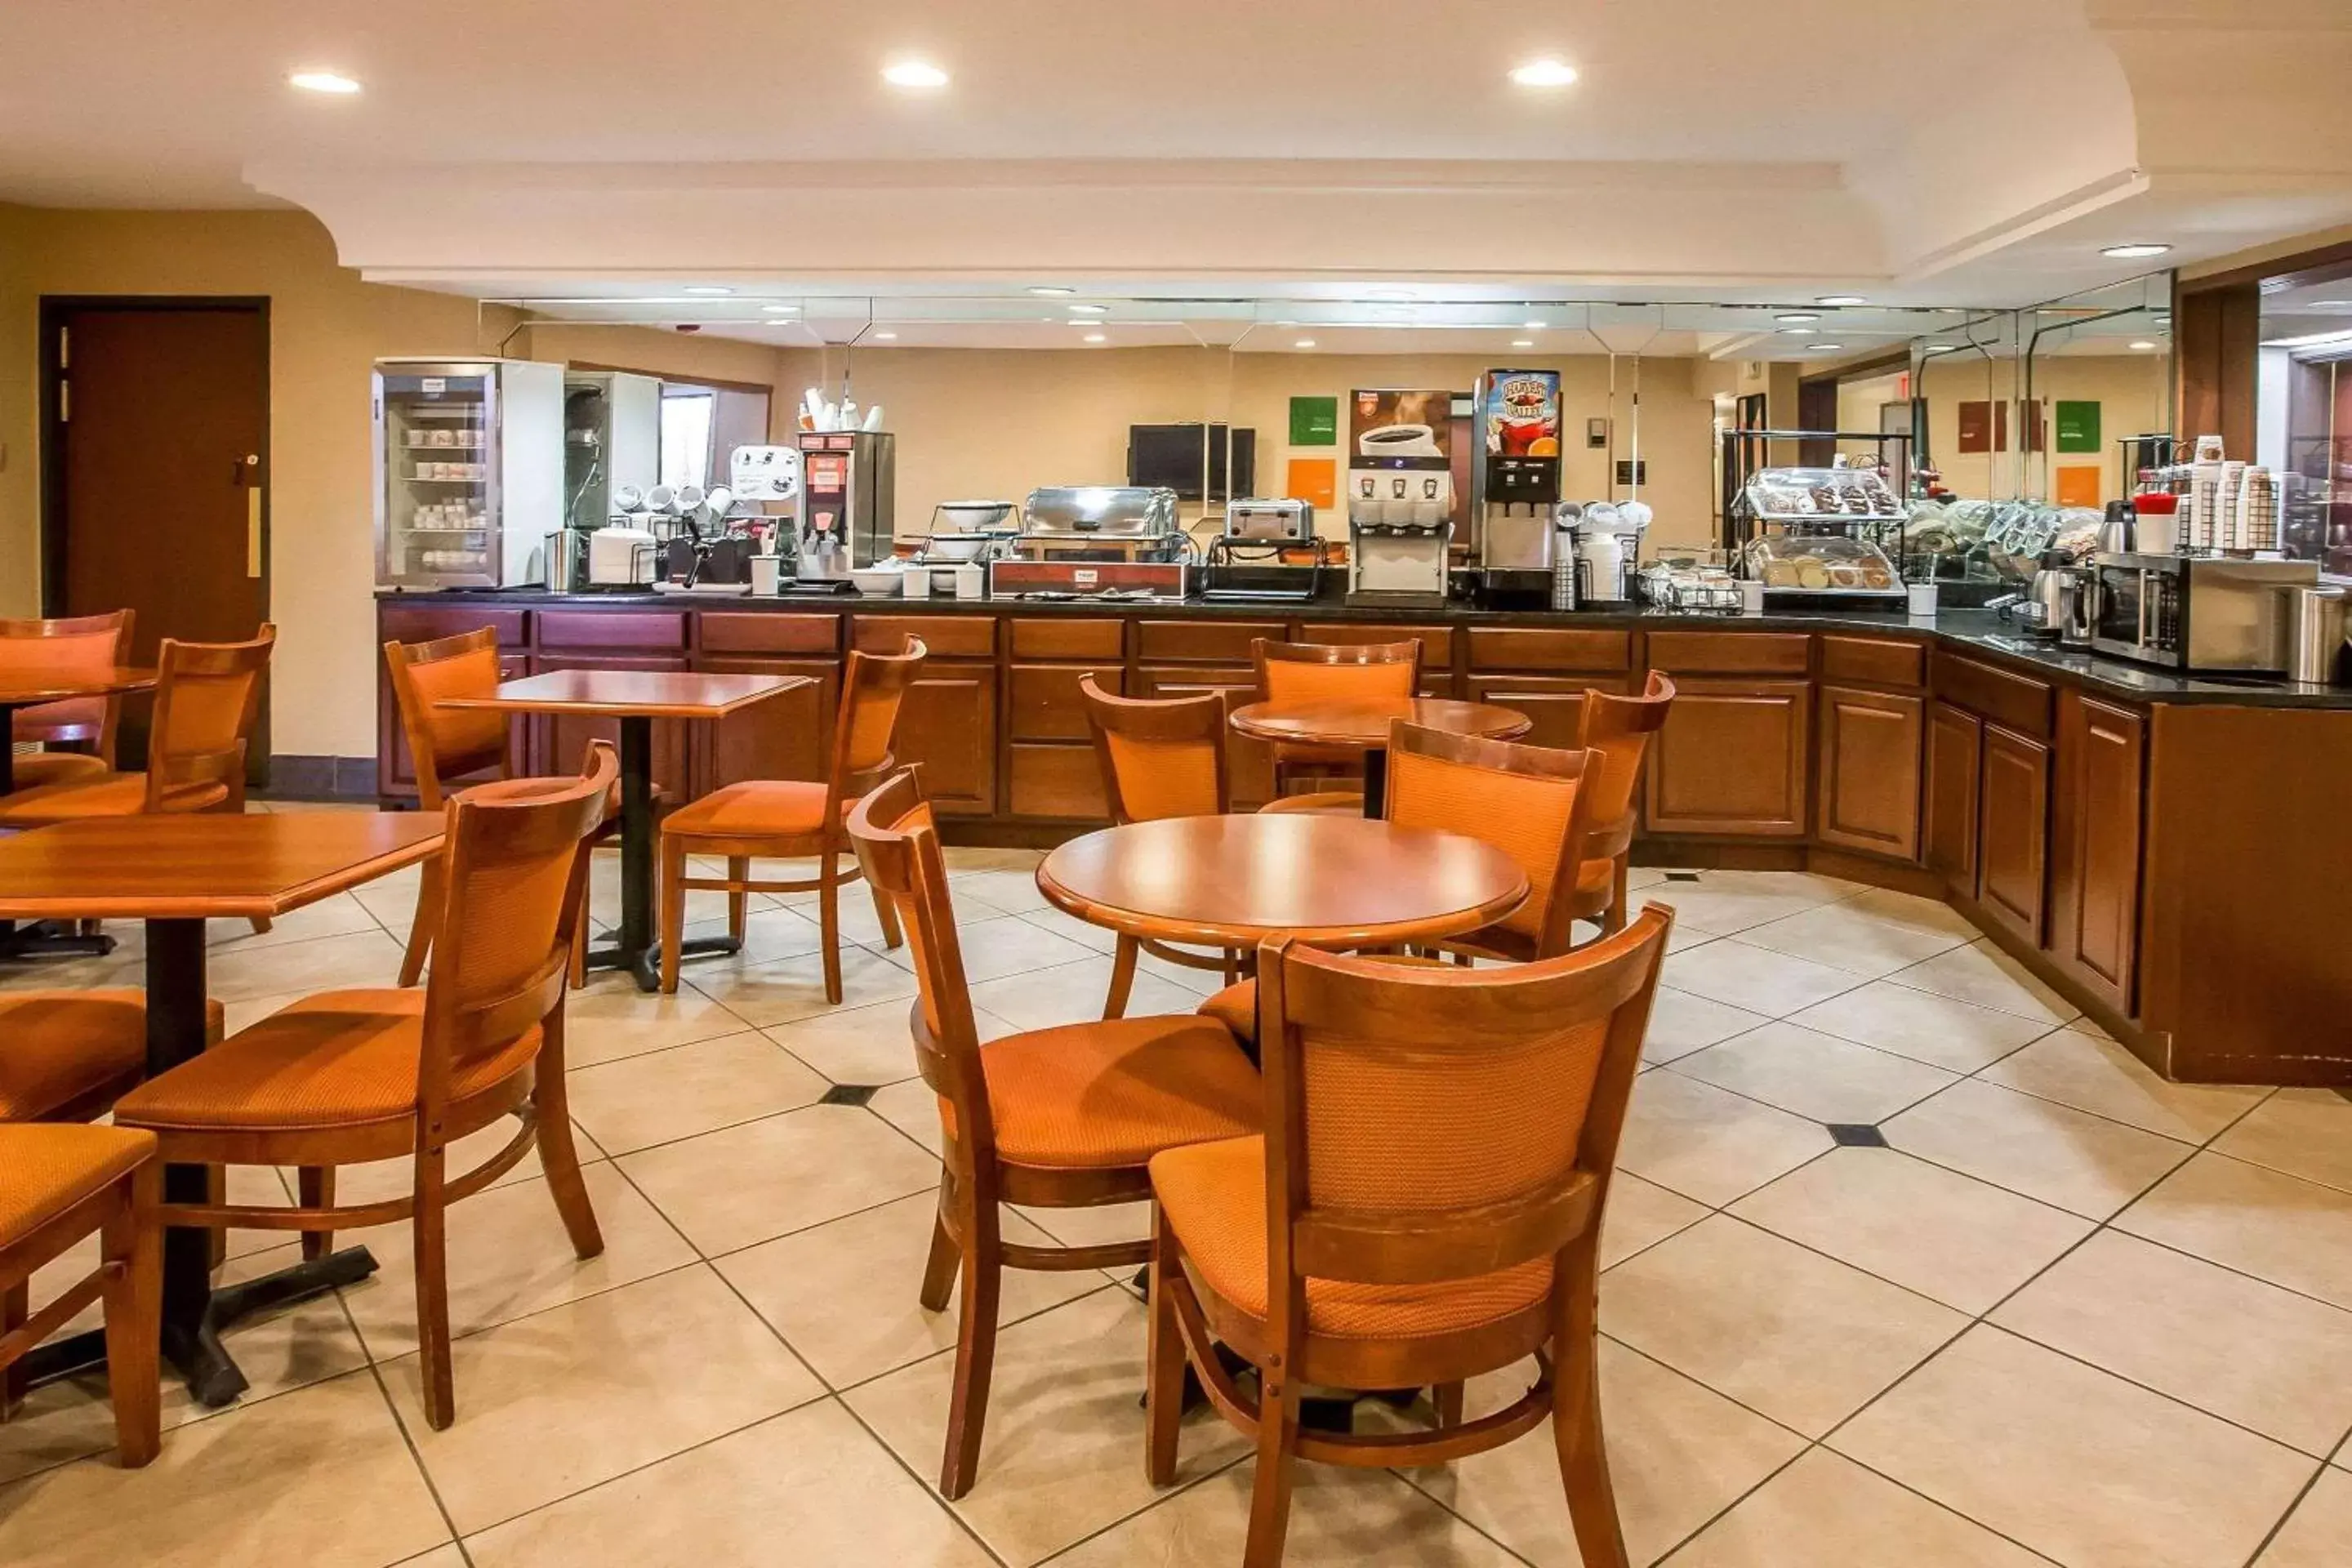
1224;498;1315;542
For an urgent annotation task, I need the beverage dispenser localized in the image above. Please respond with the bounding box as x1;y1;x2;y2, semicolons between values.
1345;389;1455;604
791;430;897;590
1470;368;1562;608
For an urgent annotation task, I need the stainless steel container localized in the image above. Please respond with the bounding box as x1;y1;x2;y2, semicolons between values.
542;529;586;591
2291;586;2349;684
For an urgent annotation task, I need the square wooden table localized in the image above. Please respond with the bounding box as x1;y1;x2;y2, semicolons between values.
0;664;157;963
438;670;810;990
0;810;444;1407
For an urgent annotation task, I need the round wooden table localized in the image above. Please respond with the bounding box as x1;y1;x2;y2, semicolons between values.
1228;696;1533;816
1036;813;1529;951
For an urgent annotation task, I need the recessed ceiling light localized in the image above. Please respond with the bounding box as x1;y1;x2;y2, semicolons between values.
1294;338;1316;350
287;69;362;95
1082;332;1107;344
1776;313;1820;323
2129;339;2159;350
1524;319;1548;329
1781;327;1817;336
2100;243;2172;259
1815;295;1867;307
1811;345;1844;353
1923;343;1958;353
1511;340;1536;349
1027;285;1076;296
682;286;733;296
760;304;796;314
1509;59;1579;87
1067;302;1108;314
881;60;949;88
871;330;898;341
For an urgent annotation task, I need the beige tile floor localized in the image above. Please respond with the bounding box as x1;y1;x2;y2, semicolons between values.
4;825;2350;1567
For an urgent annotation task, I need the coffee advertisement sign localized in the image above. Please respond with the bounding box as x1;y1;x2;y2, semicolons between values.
1349;389;1454;470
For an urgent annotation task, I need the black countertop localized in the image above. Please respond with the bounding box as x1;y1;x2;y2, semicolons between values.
376;586;2352;710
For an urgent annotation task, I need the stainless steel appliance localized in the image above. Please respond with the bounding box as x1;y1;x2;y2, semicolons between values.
374;358;564;589
1349;518;1450;600
1470;369;1561;608
2091;553;2320;673
2024;550;2071;640
587;523;659;587
1224;498;1315;541
987;485;1189;599
1346;387;1455;604
2290;586;2350;684
791;430;896;590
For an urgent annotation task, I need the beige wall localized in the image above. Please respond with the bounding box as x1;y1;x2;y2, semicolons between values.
1909;351;2167;502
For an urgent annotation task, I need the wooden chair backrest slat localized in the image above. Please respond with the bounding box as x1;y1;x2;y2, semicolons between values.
145;627;274;809
0;609;135;758
1381;720;1597;956
846;769;991;1167
1251;638;1423;706
1576;670;1676;858
826;635;928;813
1256;906;1672;1298
416;744;615;1111
1078;675;1228;822
385;627;512;809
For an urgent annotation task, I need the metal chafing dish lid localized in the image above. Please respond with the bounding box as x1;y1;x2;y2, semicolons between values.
1021;486;1178;536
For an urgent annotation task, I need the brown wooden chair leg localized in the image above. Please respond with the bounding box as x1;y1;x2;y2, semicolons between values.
532;1013;605;1259
919;1198;959;1312
0;1281;27;1421
1245;1353;1301;1567
817;853;844;1006
1144;1209;1186;1486
938;1200;1002;1500
1553;1252;1630;1568
205;1165;228;1270
297;1166;335;1262
870;875;904;951
399;856;443;988
1604;857;1630;937
247;916;271;937
1103;934;1140;1021
568;892;589;989
658;833;688;995
727;856;750;942
100;1163;162;1468
412;1143;458;1430
1434;1379;1465;1429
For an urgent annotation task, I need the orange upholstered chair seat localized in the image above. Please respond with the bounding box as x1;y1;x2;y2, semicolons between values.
977;1016;1260;1170
0;773;227;823
661;779;844;840
1151;1134;1555;1341
0;1123;156;1242
6;751;113;790
0;991;224;1120
1254;791;1363;817
114;990;539;1134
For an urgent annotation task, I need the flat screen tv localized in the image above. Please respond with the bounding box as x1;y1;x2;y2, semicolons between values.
1127;423;1255;501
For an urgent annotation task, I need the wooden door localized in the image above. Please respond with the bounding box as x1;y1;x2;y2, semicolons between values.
45;301;271;774
2051;693;2145;1014
1463;675;1632;751
532;653;695;802
1643;677;1811;837
1815;685;1924;861
896;663;999;816
1924;702;1982;897
1978;722;2051;944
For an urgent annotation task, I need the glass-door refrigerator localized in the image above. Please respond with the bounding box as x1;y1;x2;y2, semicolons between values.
374;358;564;589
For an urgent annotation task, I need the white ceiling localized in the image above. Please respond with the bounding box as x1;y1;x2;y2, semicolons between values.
6;0;2350;313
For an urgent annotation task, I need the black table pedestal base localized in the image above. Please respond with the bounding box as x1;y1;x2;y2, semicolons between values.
0;919;118;964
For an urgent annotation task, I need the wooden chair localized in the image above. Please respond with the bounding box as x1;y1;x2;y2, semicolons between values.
112;746;616;1431
847;768;1261;1499
0;626;274;828
1146;906;1675;1567
1564;673;1677;936
0;609;135;791
1250;638;1422;813
384;627;622;990
1077;675;1245;1017
1197;721;1598;1047
658;635;926;1002
0;1125;161;1463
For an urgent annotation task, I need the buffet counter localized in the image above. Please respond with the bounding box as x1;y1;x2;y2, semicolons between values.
376;587;2352;1089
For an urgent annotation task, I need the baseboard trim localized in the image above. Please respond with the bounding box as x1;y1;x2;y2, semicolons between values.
264;755;377;800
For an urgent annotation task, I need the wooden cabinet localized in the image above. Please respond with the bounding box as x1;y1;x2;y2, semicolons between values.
532;652;696;802
1464;674;1631;751
897;662;1000;816
699;657;836;788
2051;693;2145;1015
1816;684;1923;861
1644;678;1811;837
1005;647;1121;822
1925;702;1982;896
1977;723;2051;945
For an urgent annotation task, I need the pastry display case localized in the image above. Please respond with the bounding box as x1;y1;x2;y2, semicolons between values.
1731;465;1908;605
1740;532;1904;602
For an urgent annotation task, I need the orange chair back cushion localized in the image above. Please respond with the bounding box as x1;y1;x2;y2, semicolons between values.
2;630;119;736
154;666;261;769
1583;728;1649;835
404;645;510;771
1386;749;1580;942
1263;657;1415;706
1104;730;1220;821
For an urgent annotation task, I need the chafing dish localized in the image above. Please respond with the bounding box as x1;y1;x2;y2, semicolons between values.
1001;485;1187;565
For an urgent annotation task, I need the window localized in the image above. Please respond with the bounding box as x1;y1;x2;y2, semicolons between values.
658;387;715;492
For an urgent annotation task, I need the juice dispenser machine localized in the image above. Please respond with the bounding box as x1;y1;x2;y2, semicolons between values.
1469;368;1562;608
790;430;897;590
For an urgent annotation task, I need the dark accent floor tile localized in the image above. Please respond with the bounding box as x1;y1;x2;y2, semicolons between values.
1829;1123;1889;1147
822;1084;880;1107
1665;871;1703;883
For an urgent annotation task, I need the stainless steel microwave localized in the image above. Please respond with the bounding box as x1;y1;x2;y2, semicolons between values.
2090;553;2319;673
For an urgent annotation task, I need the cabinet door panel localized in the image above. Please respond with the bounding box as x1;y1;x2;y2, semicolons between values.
1009;744;1110;821
1009;664;1122;742
2051;693;2145;1014
1464;675;1633;752
1978;723;2051;945
1925;702;1982;897
1643;678;1811;837
532;653;694;803
1816;685;1924;861
895;664;999;815
700;656;838;790
1135;663;1272;808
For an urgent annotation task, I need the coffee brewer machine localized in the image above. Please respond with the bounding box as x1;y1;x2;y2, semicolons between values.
1469;368;1562;608
1345;389;1454;604
790;430;896;591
